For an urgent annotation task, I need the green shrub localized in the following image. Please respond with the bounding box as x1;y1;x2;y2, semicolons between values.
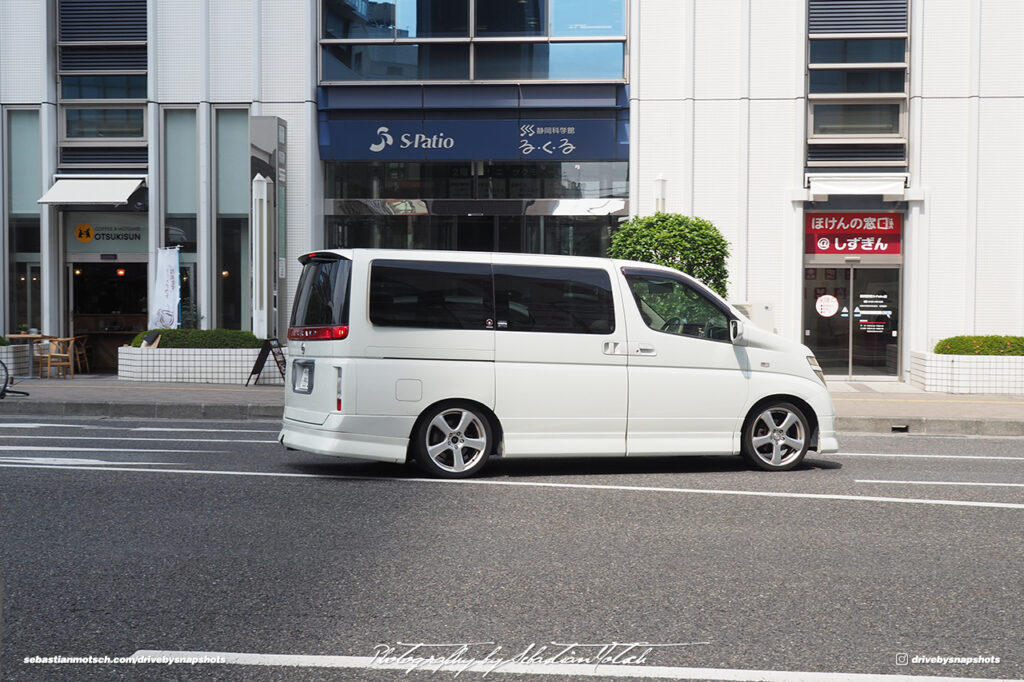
0;335;9;346
608;212;730;297
934;335;1024;355
130;329;263;349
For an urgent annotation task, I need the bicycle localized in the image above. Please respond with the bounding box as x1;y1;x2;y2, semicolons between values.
0;358;30;398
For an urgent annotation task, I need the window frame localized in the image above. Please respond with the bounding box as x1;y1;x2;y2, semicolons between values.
59;104;147;144
622;267;736;344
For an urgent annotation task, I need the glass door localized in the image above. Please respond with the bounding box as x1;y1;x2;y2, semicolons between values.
803;266;852;374
803;266;900;377
850;268;900;376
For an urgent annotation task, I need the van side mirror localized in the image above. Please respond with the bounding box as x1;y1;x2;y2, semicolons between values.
730;319;747;346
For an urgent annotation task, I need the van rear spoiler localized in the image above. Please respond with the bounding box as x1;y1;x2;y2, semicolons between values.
299;252;347;265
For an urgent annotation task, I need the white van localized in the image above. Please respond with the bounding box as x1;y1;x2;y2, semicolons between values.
279;249;838;477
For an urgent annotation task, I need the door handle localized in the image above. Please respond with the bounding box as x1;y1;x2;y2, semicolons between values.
602;341;627;355
629;342;657;356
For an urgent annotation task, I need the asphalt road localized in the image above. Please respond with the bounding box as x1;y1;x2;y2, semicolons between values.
0;417;1021;682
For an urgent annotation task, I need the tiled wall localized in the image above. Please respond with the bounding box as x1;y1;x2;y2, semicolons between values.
910;351;1024;394
0;345;30;379
118;347;287;385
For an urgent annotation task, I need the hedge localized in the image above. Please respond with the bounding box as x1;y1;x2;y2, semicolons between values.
130;329;263;349
934;336;1024;356
0;335;9;346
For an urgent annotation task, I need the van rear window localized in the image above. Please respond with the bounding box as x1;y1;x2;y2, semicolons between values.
370;260;493;330
291;257;351;326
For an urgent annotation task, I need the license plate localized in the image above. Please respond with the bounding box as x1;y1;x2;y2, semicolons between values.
292;360;314;394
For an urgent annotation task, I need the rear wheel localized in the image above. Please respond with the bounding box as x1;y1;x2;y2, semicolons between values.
414;402;493;478
0;360;8;398
742;402;810;471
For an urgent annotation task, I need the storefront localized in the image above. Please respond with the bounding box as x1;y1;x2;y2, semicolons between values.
802;212;903;377
63;211;148;371
318;86;629;256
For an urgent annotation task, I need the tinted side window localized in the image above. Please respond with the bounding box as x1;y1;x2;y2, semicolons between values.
370;260;494;329
494;265;615;334
626;272;731;342
291;257;351;326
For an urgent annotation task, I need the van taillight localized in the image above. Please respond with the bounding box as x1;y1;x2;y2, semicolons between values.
287;325;349;340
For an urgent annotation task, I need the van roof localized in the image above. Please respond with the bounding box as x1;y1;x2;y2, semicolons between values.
304;248;628;269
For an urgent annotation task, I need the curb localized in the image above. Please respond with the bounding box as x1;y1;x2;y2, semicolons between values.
1;401;283;421
836;416;1024;437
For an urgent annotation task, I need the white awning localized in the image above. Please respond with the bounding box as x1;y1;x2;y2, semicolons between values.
38;177;146;205
807;174;908;200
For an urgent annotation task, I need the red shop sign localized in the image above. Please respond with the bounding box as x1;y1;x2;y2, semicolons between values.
805;213;902;255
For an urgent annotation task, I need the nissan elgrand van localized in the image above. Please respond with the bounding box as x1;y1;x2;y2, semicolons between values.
279;249;838;477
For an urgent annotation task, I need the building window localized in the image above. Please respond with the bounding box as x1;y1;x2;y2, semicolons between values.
64;107;145;139
6;110;43;332
215;109;250;330
806;0;908;167
57;0;148;169
60;74;147;100
811;102;901;136
319;0;626;83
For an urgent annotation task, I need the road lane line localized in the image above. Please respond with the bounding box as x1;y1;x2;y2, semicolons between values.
858;479;1024;488
836;452;1024;461
0;457;179;466
0;423;278;434
4;463;1024;510
0;435;275;444
128;650;1015;681
0;447;226;454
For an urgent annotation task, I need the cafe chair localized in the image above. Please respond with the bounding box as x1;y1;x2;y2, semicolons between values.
40;337;75;379
73;335;91;374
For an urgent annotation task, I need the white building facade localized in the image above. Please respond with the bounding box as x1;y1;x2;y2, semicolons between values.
632;0;1024;380
3;0;1023;383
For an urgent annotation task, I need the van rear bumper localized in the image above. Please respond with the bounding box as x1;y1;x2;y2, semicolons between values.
279;415;411;464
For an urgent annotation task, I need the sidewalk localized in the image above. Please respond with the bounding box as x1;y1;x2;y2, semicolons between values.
0;374;282;420
2;374;1024;436
830;379;1024;436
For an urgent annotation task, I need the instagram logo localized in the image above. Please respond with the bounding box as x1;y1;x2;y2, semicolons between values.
896;653;910;666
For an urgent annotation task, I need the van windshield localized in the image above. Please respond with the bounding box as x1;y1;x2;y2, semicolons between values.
291;256;351;326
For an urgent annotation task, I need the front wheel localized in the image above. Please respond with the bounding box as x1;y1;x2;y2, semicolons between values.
413;402;493;478
742;402;810;471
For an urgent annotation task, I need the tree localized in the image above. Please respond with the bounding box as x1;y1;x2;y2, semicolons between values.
607;213;730;297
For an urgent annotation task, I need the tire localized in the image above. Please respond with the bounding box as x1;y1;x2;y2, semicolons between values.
413;402;493;478
0;360;8;399
742;402;810;471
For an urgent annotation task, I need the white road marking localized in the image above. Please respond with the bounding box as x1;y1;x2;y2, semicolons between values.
0;446;225;454
837;452;1024;461
858;479;1024;488
131;427;280;433
0;422;278;434
128;650;1016;682
0;435;275;444
4;464;1024;510
0;457;178;466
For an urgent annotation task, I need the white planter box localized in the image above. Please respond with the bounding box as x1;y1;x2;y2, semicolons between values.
118;346;288;385
910;351;1024;394
0;344;30;378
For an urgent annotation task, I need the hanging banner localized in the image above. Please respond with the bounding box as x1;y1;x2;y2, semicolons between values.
149;246;180;329
805;213;902;255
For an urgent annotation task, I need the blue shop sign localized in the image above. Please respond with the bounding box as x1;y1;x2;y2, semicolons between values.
321;118;620;161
